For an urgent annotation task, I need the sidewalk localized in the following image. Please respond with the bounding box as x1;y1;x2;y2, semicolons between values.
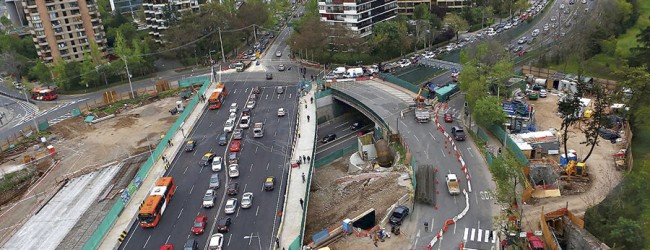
97;81;215;249
277;82;317;250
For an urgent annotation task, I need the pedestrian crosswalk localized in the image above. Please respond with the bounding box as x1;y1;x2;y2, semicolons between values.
463;227;497;244
49;113;74;125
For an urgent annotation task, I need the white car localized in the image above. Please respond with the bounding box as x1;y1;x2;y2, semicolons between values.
504;24;512;30
209;233;224;250
239;116;251;129
224;119;235;133
203;189;216;208
539;89;547;98
246;100;256;109
277;108;286;117
531;29;540;37
487;31;497;36
229;103;238;113
211;156;223;172
228;164;240;178
241;192;253;209
560;3;565;9
224;198;238;214
275;51;282;57
229;112;237;120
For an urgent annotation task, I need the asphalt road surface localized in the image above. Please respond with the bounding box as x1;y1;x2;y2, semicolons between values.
315;114;374;158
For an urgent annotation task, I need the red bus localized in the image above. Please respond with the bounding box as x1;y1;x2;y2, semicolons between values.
31;87;58;101
138;177;176;228
208;83;227;110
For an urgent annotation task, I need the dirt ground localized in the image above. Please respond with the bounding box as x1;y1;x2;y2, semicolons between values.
0;96;180;243
305;155;410;246
519;92;624;231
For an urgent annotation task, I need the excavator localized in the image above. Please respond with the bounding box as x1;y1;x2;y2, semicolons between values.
413;82;436;122
415;82;436;105
562;160;589;181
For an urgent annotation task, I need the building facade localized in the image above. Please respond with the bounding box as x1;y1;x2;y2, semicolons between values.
22;0;107;63
397;0;467;15
109;0;144;14
142;0;199;43
434;0;467;9
318;0;398;38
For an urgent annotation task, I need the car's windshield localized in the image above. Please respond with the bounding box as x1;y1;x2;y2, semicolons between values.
193;222;203;227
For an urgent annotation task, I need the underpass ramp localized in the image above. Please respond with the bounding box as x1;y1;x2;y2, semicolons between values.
415;164;436;205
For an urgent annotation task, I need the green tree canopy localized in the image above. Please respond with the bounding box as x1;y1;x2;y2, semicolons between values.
473;96;506;127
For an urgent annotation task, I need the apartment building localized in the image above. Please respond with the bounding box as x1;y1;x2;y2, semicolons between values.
22;0;107;63
434;0;467;9
142;0;199;43
318;0;398;38
109;0;144;14
398;0;467;15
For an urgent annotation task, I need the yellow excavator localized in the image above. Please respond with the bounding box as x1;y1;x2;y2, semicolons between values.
563;160;589;181
415;82;436;105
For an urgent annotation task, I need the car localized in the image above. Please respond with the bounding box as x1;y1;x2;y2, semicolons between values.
504;24;512;30
224;198;238;214
233;129;243;140
191;214;208;235
216;217;232;233
264;176;276;191
444;113;453;123
183;239;198;250
389;205;410;225
539;89;547;98
321;133;337;143
531;29;540;37
350;122;363;130
560;3;565;9
241;192;253;208
228;164;240;178
229;103;238;113
218;132;228;146
227;182;239;196
209;234;224;250
514;46;524;53
242;108;252;117
229;140;241;152
517;50;527;57
211;156;223;171
229;112;237;120
184;139;197;152
276;86;284;94
246;100;256;109
203;189;216;208
551;16;557;22
277;108;286;117
160;244;174;250
581;0;586;3
569;0;575;4
209;173;220;189
451;126;466;141
228;152;239;164
275;51;282;57
252;86;260;94
278;64;285;71
239;116;251;129
266;73;273;80
200;153;215;167
224;119;235;133
517;37;527;44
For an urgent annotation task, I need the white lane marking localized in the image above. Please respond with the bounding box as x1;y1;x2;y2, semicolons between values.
463;227;469;241
440;148;446;157
189;185;194;194
178;208;184;219
470;228;475;241
266;162;270;170
142;235;151;249
250;163;254;172
478;229;482;242
165;235;171;244
467;148;474;157
228;234;232;246
256;206;260;216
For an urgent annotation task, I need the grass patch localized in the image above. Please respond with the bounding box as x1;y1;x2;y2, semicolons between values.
0;168;35;193
547;54;625;79
616;0;650;57
391;141;406;165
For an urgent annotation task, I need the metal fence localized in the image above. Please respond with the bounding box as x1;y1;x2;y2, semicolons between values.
82;76;210;250
314;141;359;168
377;73;420;93
477;127;489;143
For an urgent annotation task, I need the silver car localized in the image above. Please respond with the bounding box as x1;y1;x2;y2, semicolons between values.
203;189;216;208
209;173;220;189
224;198;238;214
241;192;253;209
275;51;282;57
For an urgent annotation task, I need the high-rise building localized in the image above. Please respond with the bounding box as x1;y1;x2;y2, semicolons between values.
22;0;107;63
318;0;398;38
397;0;467;15
142;0;199;43
109;0;144;14
5;0;27;26
434;0;467;9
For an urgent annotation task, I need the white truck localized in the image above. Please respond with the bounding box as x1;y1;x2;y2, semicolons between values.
253;123;264;138
446;174;461;195
415;107;430;123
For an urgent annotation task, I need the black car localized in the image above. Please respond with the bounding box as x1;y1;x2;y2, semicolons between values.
242;108;252;117
183;239;198;250
350;122;363;130
389;206;410;225
266;73;273;80
218;133;228;146
451;126;466;141
185;140;196;152
321;133;337;143
227;182;239;196
216;217;232;233
252;86;260;94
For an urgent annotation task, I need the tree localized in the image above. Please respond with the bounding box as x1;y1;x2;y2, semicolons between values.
616;66;650;130
580;82;609;162
28;61;52;85
557;80;584;160
370;21;410;58
473;96;506;127
443;13;469;42
80;54;100;88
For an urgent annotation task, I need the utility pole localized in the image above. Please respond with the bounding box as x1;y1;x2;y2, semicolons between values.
122;56;135;99
253;24;257;43
219;27;226;63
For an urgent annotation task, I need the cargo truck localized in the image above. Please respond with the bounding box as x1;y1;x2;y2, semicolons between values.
446;174;461;195
234;60;252;72
415;107;430;122
253;123;264;138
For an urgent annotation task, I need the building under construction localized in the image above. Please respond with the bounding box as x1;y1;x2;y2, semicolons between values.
538;206;610;250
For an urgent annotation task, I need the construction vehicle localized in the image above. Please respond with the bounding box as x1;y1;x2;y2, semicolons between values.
234;60;252;72
446;174;461;195
562;160;589;181
414;82;435;122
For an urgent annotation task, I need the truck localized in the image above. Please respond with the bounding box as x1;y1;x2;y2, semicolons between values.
253;123;264;138
415;107;430;123
446;174;460;195
234;60;252;72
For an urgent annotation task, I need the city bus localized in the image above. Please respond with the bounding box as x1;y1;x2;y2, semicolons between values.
138;177;176;228
31;87;58;101
208;82;227;110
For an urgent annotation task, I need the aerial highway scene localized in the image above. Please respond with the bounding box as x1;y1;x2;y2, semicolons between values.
0;0;648;249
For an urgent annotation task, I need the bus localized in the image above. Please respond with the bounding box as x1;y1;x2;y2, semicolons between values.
138;177;176;228
31;87;58;101
208;83;227;110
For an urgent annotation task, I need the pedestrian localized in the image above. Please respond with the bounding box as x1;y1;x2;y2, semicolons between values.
302;173;306;183
310;97;314;104
167;139;173;146
311;74;314;81
298;133;301;138
424;222;429;232
307;156;310;162
305;104;307;109
498;147;502;155
307;115;310;122
275;237;280;248
299;198;304;209
162;155;167;163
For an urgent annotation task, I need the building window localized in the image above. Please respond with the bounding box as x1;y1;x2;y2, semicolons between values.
58;42;66;48
54;27;63;33
31;14;41;21
49;13;58;19
69;2;78;7
51;20;60;26
47;6;55;11
36;30;45;36
33;23;43;28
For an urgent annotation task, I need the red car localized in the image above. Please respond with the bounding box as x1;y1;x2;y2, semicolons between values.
444;113;453;123
159;244;173;250
191;214;208;235
517;50;527;57
230;140;241;152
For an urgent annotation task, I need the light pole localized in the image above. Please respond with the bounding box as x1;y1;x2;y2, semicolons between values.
122;56;135;99
218;27;226;63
